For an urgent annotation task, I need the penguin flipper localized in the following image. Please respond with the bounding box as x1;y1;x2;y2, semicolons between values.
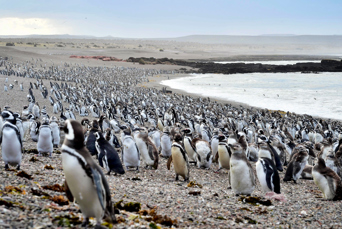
90;167;105;210
167;155;173;170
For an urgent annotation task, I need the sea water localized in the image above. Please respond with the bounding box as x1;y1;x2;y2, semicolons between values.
161;72;342;120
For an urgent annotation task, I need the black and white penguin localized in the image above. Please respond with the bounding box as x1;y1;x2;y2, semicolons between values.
61;120;116;227
312;157;342;200
85;120;100;157
95;131;125;175
167;134;190;181
256;152;281;194
230;143;256;195
149;127;161;152
37;117;54;157
216;134;231;172
160;127;172;158
104;128;121;149
211;128;219;163
182;128;197;164
30;119;40;142
135;130;159;169
49;116;60;148
121;128;140;171
0;110;22;170
283;147;309;183
325;152;342;179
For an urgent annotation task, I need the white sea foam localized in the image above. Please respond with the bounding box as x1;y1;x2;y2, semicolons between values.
161;72;342;120
214;60;321;65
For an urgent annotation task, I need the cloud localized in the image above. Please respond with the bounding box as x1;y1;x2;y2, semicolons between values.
0;17;73;35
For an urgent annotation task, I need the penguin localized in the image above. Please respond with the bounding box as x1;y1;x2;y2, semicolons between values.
61;120;116;227
211;128;219;162
256;154;281;194
94;131;125;175
160;127;172;158
104;128;121;149
149;127;161;152
50;116;60;148
30;119;40;142
216;134;231;172
229;143;256;195
85;120;99;157
0;110;22;170
37;117;54;157
121;128;140;171
135;130;159;169
325;152;342;179
312;157;342;200
98;115;110;132
182;128;197;164
283;147;309;183
14;113;25;142
167;133;190;181
192;138;212;169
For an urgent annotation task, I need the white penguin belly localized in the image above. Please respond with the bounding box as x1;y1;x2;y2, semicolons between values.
230;159;254;195
136;139;154;165
184;140;196;161
123;140;140;167
160;136;171;157
62;153;104;219
256;161;271;192
37;130;53;153
218;146;230;170
1;128;22;164
171;148;188;178
312;170;335;199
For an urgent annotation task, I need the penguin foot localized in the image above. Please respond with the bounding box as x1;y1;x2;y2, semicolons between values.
16;165;20;170
49;152;52;157
38;152;42;157
175;175;179;181
107;171;111;175
227;186;232;189
4;164;9;170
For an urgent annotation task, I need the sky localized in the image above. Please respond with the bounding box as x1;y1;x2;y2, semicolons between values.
0;0;341;38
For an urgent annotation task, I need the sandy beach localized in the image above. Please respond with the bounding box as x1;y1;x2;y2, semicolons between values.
1;39;342;229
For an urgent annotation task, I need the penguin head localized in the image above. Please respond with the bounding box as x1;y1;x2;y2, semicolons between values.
94;131;104;141
229;143;244;154
174;133;183;143
1;110;16;123
63;120;85;149
42;117;50;125
218;134;226;142
181;128;192;135
50;116;58;123
91;120;99;130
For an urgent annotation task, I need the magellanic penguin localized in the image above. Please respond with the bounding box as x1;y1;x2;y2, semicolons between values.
211;128;219;163
95;131;125;175
182;128;197;164
121;128;140;171
256;143;281;194
30;119;40;142
283;146;309;183
325;152;342;179
229;143;256;195
312;157;342;200
49;116;60;148
167;133;190;181
61;120;116;226
216;134;231;173
135;130;159;169
37;117;54;157
85;120;100;157
0;110;23;170
160;127;172;158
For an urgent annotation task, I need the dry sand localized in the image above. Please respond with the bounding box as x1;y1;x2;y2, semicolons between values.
0;41;341;228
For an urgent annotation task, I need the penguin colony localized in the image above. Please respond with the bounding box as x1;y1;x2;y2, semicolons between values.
1;56;342;227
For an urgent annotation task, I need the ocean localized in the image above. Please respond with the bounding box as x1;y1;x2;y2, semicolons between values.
161;70;342;120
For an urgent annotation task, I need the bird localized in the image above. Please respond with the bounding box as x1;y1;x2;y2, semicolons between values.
61;120;116;227
0;110;22;170
167;134;190;181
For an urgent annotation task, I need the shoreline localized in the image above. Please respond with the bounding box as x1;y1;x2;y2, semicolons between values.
143;73;342;121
